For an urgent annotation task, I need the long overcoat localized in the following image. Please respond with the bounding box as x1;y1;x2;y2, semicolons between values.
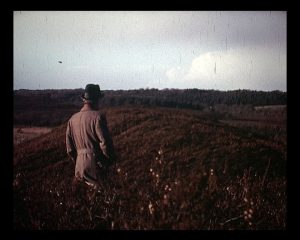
66;104;114;185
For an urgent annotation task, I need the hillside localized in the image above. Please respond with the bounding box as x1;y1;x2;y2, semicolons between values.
13;107;286;230
14;88;286;127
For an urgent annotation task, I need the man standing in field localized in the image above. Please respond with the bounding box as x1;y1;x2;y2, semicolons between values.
66;84;115;188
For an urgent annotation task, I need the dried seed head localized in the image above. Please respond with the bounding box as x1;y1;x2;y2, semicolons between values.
163;195;168;205
117;168;121;173
148;202;154;215
244;197;248;203
150;168;153;172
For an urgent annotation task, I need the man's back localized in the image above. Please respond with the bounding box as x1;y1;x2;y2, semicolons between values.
68;110;103;152
66;104;114;185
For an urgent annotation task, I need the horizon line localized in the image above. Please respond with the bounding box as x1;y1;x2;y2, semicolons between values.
13;88;287;93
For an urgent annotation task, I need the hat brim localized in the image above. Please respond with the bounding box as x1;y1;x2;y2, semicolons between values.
81;93;104;101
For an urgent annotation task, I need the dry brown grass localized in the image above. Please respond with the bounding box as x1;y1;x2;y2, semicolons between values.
13;107;286;230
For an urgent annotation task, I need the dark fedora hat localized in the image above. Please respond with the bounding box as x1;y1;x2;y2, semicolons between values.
81;84;103;101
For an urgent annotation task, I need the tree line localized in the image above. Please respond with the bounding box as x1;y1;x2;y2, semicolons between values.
100;88;286;109
14;88;286;126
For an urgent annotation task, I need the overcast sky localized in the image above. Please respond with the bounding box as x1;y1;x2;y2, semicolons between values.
13;11;286;91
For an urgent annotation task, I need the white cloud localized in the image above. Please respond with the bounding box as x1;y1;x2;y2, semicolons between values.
165;66;187;82
164;45;286;91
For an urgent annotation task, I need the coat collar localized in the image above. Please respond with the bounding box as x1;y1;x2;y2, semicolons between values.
80;103;98;112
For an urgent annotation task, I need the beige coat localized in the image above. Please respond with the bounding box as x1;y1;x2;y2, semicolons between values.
66;104;114;185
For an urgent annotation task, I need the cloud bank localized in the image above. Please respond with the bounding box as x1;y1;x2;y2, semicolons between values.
164;45;286;91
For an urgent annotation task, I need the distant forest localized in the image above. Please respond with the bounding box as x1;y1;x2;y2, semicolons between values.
14;88;286;126
14;88;286;109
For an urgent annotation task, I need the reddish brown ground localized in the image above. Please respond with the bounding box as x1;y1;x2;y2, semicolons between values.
13;107;286;230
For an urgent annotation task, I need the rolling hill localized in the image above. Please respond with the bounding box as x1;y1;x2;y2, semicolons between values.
13;107;286;230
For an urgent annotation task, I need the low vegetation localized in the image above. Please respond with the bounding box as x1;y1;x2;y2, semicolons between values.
13;106;286;229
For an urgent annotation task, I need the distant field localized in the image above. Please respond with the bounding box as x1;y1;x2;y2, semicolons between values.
254;105;286;111
219;118;286;131
14;127;52;146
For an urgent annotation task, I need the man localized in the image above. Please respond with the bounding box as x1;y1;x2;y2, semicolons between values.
66;84;115;187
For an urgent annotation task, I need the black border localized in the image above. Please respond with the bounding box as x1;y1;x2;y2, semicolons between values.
5;2;293;238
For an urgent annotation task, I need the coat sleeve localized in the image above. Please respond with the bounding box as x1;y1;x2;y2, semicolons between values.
95;114;115;163
66;120;76;163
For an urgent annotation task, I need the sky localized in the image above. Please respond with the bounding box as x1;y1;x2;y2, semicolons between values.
13;11;286;91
